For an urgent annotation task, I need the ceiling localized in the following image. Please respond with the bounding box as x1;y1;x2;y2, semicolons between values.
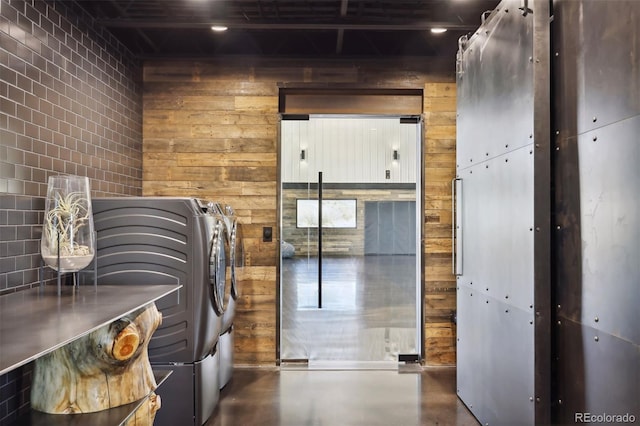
73;0;501;59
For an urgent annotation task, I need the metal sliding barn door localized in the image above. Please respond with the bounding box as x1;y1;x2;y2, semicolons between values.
455;0;550;424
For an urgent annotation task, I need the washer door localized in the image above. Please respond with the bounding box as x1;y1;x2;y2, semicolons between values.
209;216;228;316
229;219;244;300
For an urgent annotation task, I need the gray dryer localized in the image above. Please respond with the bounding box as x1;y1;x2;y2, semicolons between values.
91;197;226;426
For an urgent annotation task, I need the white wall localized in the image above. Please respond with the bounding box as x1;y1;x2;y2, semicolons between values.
281;117;418;183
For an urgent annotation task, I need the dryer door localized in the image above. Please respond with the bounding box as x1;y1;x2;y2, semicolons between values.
209;217;228;316
229;219;244;300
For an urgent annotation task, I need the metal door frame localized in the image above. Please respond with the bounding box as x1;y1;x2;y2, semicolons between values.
276;113;425;366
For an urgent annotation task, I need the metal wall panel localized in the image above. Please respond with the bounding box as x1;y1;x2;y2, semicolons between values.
575;118;640;344
456;0;550;424
458;147;535;312
457;286;535;425
553;0;640;136
364;201;416;255
554;320;640;424
456;2;535;168
553;0;640;422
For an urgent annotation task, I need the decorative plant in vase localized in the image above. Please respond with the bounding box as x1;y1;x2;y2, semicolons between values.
41;175;95;273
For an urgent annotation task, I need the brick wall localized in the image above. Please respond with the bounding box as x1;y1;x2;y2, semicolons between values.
0;1;142;424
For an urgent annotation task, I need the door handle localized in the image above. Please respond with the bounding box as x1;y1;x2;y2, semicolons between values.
452;178;463;276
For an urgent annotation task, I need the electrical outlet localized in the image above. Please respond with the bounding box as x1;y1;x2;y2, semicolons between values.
385;170;391;179
263;226;272;242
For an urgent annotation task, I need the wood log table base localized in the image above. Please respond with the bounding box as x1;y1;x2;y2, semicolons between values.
31;303;163;425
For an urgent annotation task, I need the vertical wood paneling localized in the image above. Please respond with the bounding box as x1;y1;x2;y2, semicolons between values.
282;117;417;184
143;58;457;367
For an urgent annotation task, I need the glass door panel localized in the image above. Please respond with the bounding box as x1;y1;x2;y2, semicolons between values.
280;116;421;365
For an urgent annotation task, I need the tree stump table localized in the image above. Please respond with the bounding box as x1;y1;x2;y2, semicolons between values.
30;303;163;426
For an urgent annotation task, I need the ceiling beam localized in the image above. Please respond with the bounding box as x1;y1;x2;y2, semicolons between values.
104;0;160;52
335;0;349;54
94;19;479;31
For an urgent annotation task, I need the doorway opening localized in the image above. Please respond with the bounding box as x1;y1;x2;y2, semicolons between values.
278;114;423;368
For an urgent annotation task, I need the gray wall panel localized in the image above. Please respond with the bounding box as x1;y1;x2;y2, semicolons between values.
458;147;535;312
456;285;489;422
576;118;640;343
553;0;640;423
555;117;640;343
555;320;640;424
457;286;535;425
554;0;640;136
364;201;416;255
378;202;394;254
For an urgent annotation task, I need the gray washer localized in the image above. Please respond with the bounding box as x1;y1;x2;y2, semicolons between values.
92;197;225;426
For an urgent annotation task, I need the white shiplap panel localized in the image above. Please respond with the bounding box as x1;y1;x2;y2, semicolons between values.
299;120;311;182
325;119;341;182
399;122;417;182
369;119;384;183
384;118;396;182
281;116;419;184
306;118;318;183
281;120;295;182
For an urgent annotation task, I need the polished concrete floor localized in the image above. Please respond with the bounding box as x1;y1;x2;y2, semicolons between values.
281;255;418;362
205;367;479;426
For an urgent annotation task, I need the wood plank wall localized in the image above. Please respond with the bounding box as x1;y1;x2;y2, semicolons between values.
423;83;457;365
142;58;457;366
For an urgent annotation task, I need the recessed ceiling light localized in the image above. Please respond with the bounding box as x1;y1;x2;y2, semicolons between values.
430;28;448;34
211;25;228;32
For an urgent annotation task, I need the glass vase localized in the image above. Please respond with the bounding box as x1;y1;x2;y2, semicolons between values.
41;175;95;273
